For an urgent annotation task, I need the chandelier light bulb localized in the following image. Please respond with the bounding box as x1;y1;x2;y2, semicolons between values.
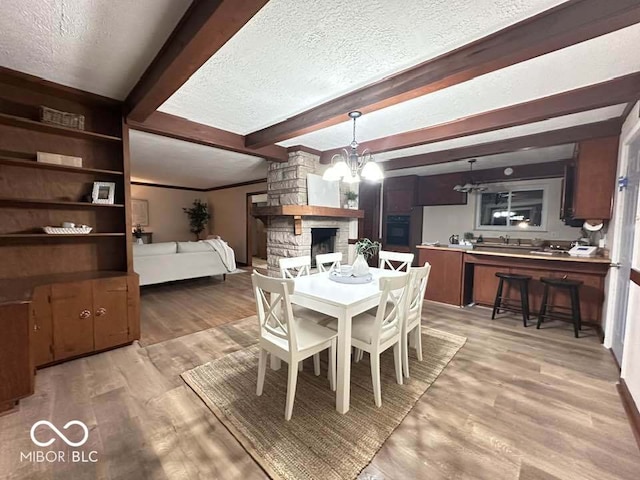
344;173;361;184
332;160;350;178
361;161;383;181
322;166;340;181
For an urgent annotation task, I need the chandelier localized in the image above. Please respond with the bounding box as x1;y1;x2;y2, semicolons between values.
322;111;383;183
453;159;487;193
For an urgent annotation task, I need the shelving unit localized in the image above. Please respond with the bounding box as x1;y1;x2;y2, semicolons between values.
0;155;124;176
0;233;126;239
0;112;122;142
0;198;125;208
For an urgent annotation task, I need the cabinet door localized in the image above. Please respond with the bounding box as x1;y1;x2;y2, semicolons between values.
573;136;618;220
51;282;94;361
30;285;53;367
385;189;415;213
418;249;464;306
93;277;129;350
473;265;504;306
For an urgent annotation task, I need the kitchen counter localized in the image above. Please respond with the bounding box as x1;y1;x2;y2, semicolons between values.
416;245;611;264
417;245;610;332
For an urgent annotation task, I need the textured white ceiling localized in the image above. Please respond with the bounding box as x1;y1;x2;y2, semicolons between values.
0;0;191;99
129;130;266;189
160;0;567;133
280;24;640;150
385;144;575;178
374;104;626;162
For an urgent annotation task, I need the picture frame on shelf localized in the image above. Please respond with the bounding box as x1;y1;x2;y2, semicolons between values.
131;198;149;226
91;181;116;204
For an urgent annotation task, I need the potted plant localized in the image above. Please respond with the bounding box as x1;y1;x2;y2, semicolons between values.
183;199;210;240
353;238;381;276
345;190;358;209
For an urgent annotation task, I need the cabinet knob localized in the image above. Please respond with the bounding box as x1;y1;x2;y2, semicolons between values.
96;307;107;317
79;310;92;319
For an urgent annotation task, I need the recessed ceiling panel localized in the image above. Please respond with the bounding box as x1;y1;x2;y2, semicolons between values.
130;130;266;189
0;0;191;99
160;0;566;133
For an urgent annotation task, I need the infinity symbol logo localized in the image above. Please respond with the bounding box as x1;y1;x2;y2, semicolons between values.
30;420;89;447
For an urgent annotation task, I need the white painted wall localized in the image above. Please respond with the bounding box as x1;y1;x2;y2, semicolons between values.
421;177;582;244
130;185;205;243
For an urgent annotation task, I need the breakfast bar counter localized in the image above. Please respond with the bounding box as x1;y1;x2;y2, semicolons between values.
417;245;611;332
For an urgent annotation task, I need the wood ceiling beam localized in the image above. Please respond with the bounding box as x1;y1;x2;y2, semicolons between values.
127;112;288;162
126;0;269;123
320;72;640;162
382;119;622;171
245;0;640;148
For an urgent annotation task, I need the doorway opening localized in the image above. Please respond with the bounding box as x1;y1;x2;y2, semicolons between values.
246;191;268;270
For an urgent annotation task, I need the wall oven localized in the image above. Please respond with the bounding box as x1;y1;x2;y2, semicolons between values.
385;215;410;246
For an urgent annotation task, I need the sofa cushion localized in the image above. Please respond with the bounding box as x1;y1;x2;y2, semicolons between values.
177;241;213;253
134;242;177;257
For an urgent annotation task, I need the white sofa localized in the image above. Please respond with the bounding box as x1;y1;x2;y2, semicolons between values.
133;241;229;286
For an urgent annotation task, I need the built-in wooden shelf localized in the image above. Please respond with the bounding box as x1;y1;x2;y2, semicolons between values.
0;233;126;239
0;155;124;176
0;198;125;208
0;113;122;143
251;205;364;219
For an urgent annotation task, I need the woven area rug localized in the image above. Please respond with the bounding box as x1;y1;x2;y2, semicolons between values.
181;328;466;480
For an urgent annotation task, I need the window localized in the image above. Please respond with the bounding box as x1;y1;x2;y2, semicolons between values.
476;184;548;231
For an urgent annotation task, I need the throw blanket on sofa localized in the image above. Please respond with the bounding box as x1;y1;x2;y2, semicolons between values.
204;238;237;272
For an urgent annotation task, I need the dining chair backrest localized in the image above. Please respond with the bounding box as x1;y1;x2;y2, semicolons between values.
371;273;410;346
405;263;432;323
378;250;414;272
279;256;311;279
316;252;342;273
252;270;298;352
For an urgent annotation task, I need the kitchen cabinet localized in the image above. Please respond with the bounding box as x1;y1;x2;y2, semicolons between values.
416;173;467;206
383;175;417;213
417;247;465;305
569;136;619;220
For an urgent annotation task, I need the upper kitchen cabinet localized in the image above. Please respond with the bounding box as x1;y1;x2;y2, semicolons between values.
571;136;619;220
383;175;417;213
416;173;468;206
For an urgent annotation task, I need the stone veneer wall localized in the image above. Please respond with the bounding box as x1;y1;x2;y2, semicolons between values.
266;150;351;277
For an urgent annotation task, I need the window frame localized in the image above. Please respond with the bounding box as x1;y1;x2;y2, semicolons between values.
474;180;550;232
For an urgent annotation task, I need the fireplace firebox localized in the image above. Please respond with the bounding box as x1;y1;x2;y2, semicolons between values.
311;228;338;266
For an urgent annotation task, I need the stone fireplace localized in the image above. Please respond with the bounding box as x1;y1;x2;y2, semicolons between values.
255;150;360;277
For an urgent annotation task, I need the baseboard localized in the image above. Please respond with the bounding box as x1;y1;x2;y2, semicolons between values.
617;379;640;450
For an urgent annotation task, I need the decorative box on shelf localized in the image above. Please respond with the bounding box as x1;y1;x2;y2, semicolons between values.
37;151;83;168
39;106;85;130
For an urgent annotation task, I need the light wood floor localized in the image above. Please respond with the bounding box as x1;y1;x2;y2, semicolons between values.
1;272;639;480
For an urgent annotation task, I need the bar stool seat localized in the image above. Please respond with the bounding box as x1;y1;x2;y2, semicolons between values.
536;277;583;338
491;272;532;327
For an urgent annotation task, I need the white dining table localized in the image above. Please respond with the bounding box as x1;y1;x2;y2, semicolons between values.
281;267;404;414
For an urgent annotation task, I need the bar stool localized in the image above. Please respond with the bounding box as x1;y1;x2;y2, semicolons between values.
536;277;583;338
491;273;532;327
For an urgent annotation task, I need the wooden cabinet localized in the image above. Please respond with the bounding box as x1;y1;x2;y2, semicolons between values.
416;173;467;206
384;176;417;213
571;136;619;220
30;285;53;366
417;247;465;306
0;303;32;413
93;276;129;350
52;281;95;360
472;265;503;306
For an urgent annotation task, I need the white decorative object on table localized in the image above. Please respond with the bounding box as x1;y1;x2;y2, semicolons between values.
329;271;373;284
352;254;370;277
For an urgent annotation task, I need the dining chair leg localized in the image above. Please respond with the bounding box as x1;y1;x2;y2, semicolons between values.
256;349;268;396
393;343;403;385
285;362;299;421
415;325;423;362
402;331;410;379
370;352;382;407
354;348;363;362
328;340;336;392
298;361;303;372
313;353;321;376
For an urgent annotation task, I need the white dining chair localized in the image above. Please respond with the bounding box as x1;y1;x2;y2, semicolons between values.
378;250;414;272
326;273;409;407
252;271;337;420
402;263;431;378
316;252;342;273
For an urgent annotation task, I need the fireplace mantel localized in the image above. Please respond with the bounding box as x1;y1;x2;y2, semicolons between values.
252;205;363;236
251;205;364;219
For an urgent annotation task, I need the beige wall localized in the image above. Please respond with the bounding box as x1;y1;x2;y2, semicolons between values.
131;184;205;243
207;182;267;264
